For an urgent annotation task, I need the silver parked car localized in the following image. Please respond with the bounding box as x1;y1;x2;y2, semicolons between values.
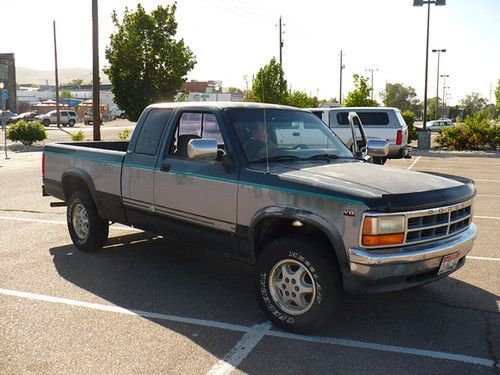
36;110;79;127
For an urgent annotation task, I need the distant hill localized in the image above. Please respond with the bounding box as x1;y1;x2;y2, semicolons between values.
16;67;110;85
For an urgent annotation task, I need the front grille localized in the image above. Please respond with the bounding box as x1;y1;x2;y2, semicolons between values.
405;203;472;245
361;199;473;249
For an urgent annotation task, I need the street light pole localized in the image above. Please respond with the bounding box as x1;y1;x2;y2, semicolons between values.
432;49;446;119
365;68;378;101
440;74;449;118
413;0;446;149
0;82;7;159
92;0;101;141
339;49;345;104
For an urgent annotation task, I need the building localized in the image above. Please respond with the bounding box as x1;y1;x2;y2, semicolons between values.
0;53;17;112
182;80;243;102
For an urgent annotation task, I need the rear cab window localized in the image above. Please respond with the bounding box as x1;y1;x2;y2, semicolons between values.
134;109;172;155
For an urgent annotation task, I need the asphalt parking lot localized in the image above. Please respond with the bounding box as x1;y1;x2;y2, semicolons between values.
0;151;499;374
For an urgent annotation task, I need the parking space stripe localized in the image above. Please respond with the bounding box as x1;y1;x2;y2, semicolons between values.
407;156;421;170
0;288;495;368
475;216;500;220
206;322;271;375
467;256;500;261
267;331;495;367
0;288;249;333
0;215;141;231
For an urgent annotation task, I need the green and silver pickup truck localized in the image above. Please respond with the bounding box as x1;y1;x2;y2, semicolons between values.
42;102;477;332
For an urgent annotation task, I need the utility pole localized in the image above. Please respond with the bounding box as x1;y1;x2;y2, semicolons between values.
339;49;345;104
53;21;60;128
92;0;101;141
278;16;283;67
365;68;378;101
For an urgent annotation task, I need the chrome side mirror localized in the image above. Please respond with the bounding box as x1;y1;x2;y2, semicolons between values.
366;139;389;157
187;139;218;161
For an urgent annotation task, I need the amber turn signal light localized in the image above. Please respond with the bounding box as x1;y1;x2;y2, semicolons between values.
362;233;405;246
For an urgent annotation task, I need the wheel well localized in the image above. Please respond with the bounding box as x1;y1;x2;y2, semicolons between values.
254;217;335;260
62;175;91;202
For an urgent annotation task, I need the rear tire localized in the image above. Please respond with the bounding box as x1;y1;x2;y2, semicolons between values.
120;113;126;119
255;235;341;333
43;119;50;127
67;190;109;252
68;119;75;127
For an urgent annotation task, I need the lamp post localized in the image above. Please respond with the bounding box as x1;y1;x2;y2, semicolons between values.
365;68;378;101
413;0;446;149
432;49;446;119
440;74;449;118
0;82;7;159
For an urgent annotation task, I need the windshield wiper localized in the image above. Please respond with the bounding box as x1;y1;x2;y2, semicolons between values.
251;155;301;163
307;154;340;161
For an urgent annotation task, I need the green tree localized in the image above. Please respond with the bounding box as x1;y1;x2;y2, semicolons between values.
343;74;378;107
459;93;487;119
104;3;196;121
426;97;442;120
379;83;421;116
401;111;417;141
252;57;287;104
60;90;73;99
285;90;319;108
66;79;84;87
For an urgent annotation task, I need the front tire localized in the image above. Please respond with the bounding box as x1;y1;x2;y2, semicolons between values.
255;235;341;333
68;119;75;127
372;157;387;165
43;119;50;127
67;190;109;252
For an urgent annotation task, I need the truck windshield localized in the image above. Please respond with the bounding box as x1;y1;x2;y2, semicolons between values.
227;108;353;162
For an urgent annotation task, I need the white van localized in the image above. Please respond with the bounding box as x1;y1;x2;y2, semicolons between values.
308;107;411;164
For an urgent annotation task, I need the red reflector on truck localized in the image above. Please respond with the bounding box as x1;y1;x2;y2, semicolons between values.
396;130;402;145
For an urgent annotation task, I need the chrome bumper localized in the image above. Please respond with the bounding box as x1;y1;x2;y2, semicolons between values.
348;224;477;280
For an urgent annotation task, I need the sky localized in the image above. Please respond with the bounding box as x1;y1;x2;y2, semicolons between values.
2;0;499;105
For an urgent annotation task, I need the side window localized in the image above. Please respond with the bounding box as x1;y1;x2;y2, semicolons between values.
61;111;68;116
335;112;350;126
135;109;171;155
168;112;225;159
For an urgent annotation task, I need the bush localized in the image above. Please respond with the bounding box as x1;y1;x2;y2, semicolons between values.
436;112;499;150
7;120;47;146
118;128;131;140
401;110;417;141
70;131;85;142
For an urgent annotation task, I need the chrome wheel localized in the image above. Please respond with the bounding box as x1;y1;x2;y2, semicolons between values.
72;203;89;240
268;259;316;316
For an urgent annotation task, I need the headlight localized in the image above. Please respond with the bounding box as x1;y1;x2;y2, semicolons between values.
362;215;405;246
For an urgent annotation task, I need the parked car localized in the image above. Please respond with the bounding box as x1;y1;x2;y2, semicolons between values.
7;111;38;124
0;110;18;122
42;102;477;332
308;107;411;164
426;119;454;132
83;109;103;125
110;108;126;119
36;110;78;127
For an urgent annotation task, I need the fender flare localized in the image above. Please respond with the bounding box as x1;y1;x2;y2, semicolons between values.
249;206;349;272
61;168;103;217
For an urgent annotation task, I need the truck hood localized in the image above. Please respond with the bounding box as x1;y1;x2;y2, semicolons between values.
258;160;475;211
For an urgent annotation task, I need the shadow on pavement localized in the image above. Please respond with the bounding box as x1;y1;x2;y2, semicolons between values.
49;232;499;367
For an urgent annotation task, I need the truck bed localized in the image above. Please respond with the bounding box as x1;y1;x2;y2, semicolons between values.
59;141;129;152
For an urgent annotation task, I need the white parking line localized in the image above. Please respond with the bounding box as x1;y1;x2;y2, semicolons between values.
476;194;500;197
407;156;421;170
475;215;500;220
0;288;495;368
206;322;271;375
467;256;500;261
0;215;141;231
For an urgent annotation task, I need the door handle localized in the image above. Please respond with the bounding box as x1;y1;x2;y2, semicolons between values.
293;132;300;136
160;163;171;172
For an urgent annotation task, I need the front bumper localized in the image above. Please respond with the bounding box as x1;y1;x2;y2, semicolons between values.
343;224;477;293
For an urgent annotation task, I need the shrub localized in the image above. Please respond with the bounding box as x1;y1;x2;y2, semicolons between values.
436;112;499;150
401;110;417;141
118;128;131;140
7;120;47;146
70;131;85;142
